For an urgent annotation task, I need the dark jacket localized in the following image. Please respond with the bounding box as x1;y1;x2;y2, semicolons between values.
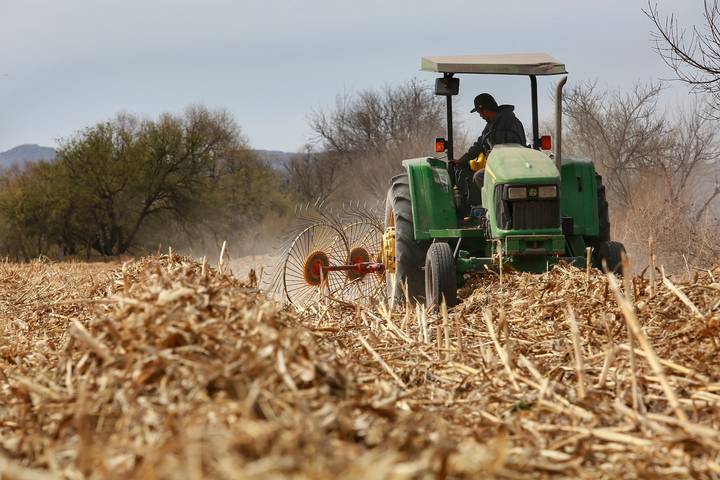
458;105;526;165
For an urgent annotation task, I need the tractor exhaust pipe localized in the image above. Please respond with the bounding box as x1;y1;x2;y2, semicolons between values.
555;76;568;173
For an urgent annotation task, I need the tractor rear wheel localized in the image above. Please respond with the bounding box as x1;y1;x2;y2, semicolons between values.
385;174;429;304
597;240;626;274
597;175;611;244
425;242;457;310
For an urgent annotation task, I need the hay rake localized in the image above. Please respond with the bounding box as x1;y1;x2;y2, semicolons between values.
267;201;385;307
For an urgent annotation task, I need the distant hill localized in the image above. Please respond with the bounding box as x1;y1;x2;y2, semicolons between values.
0;144;56;169
253;149;301;171
0;145;298;172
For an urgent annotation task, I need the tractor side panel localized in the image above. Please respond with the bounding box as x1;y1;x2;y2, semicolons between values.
402;157;456;241
560;158;599;237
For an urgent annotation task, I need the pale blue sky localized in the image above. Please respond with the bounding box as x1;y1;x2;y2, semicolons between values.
0;0;704;152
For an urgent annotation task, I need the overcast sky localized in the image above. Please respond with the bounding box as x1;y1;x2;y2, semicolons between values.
0;0;705;153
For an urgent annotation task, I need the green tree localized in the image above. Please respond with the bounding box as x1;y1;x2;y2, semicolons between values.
0;105;286;258
57;106;256;255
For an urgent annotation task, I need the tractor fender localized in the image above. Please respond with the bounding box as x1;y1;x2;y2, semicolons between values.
400;157;456;241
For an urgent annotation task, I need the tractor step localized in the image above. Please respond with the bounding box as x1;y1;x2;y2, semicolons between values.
429;228;486;239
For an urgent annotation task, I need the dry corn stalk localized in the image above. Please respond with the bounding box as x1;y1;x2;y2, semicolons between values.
0;255;718;478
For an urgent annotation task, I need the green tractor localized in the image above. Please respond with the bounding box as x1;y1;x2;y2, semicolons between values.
382;53;626;308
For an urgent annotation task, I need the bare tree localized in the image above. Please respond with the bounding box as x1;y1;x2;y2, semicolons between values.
308;78;444;200
563;79;720;269
562;81;668;207
661;108;720;219
646;1;720;118
284;145;344;203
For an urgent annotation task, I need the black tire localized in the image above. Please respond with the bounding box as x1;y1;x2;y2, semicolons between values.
596;175;610;244
385;174;429;304
585;174;612;257
425;242;458;310
597;240;626;274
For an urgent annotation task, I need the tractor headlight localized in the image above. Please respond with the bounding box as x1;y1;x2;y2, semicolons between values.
507;186;528;200
538;185;558;199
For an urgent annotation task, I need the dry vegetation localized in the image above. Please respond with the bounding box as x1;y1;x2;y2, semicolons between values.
0;255;719;479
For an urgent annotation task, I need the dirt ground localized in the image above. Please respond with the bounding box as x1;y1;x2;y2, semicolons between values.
228;253;278;284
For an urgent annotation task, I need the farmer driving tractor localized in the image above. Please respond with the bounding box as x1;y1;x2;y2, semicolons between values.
452;93;526;202
278;53;627;311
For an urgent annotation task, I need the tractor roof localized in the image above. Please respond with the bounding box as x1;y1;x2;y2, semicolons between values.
421;53;566;76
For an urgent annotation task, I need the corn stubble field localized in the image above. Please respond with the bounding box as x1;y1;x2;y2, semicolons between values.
0;254;719;479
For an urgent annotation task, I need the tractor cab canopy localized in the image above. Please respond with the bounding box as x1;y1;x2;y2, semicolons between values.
421;53;567;154
421;53;566;76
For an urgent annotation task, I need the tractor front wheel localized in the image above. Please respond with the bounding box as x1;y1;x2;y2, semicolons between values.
425;242;458;310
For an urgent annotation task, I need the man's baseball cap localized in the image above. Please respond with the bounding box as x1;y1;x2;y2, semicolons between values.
470;93;499;113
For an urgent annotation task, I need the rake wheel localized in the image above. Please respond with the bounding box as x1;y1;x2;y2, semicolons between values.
267;201;385;307
335;221;385;303
282;223;348;307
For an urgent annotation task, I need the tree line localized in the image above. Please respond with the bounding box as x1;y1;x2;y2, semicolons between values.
2;78;719;267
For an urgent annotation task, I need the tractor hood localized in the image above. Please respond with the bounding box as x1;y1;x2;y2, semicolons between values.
484;145;559;184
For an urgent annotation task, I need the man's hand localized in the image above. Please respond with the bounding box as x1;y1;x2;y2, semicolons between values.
449;159;462;167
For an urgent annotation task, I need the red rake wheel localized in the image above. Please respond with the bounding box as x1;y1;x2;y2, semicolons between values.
303;251;330;285
282;223;348;307
336;221;385;303
346;247;370;280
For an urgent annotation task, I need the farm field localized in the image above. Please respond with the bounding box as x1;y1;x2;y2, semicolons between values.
0;256;718;479
5;1;720;478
